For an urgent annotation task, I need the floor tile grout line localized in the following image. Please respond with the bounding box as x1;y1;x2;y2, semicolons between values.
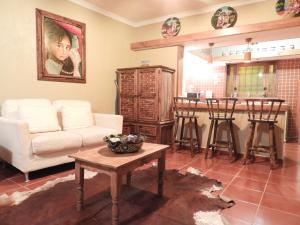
258;205;300;218
253;169;271;222
178;155;201;171
228;182;265;193
8;178;26;188
261;190;300;202
224;214;252;225
220;164;244;195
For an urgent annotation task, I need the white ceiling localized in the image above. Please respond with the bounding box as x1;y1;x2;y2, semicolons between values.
69;0;267;27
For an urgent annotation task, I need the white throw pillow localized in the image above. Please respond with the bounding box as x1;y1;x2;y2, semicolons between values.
61;105;93;130
2;99;51;119
18;105;61;133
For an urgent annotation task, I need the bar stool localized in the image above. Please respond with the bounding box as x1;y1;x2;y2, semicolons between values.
243;98;285;169
205;98;238;160
173;97;201;157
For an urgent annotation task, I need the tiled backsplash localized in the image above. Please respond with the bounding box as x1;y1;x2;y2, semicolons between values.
185;65;226;98
276;59;300;140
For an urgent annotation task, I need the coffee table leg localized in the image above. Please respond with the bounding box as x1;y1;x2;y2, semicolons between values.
75;161;84;211
111;172;121;225
126;172;132;186
158;150;166;197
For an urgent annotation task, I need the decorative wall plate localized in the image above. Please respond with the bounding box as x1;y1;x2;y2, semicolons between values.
211;6;237;29
276;0;286;15
161;17;181;38
285;0;300;17
276;0;300;17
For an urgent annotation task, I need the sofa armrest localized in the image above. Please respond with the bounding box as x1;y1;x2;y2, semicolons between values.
0;117;32;164
93;113;123;134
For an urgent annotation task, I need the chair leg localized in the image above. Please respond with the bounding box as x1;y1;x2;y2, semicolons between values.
229;121;238;160
212;120;219;157
272;125;278;161
226;120;233;159
189;118;194;157
205;120;214;159
243;122;256;165
179;118;185;148
194;118;201;152
269;123;278;169
173;117;180;152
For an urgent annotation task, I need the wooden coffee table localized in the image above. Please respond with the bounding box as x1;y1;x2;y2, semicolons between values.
69;142;169;225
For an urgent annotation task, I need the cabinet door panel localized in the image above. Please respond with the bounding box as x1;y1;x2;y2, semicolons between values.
138;125;157;136
138;68;158;122
119;70;136;96
118;70;137;121
119;97;136;121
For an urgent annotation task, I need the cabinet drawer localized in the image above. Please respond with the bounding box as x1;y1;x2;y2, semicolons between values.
123;124;136;135
138;125;157;136
144;136;157;143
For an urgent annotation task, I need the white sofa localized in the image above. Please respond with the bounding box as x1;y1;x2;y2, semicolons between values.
0;99;123;181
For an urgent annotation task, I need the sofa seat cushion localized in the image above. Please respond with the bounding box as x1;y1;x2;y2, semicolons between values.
32;131;82;155
68;126;117;147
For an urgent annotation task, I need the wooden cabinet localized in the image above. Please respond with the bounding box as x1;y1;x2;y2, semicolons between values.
116;65;175;144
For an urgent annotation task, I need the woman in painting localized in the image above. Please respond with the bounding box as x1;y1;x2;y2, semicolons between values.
43;18;81;77
287;0;300;16
216;11;230;29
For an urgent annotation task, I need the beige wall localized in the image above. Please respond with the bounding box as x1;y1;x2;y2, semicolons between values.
133;0;281;42
0;0;286;113
0;0;135;113
131;0;284;94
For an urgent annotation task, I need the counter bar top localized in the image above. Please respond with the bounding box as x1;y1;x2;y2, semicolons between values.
178;102;288;112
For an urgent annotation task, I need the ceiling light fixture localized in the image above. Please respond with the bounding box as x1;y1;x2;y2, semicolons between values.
244;38;252;63
207;42;214;64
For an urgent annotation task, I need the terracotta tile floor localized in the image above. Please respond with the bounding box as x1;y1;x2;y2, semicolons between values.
1;143;300;225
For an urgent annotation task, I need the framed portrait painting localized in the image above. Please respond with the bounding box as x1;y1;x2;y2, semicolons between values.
36;9;86;83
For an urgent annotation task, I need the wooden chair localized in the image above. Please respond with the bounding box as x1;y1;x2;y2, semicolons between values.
173;97;201;157
205;98;238;160
243;98;285;169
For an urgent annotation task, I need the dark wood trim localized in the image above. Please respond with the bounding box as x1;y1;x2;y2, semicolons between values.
176;46;184;96
116;65;175;72
131;17;300;51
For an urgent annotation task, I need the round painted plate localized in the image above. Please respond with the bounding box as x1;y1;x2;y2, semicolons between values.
276;0;286;15
161;17;181;38
211;6;237;29
276;0;300;17
286;0;300;17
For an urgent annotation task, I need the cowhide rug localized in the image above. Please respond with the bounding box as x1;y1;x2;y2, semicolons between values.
0;167;234;225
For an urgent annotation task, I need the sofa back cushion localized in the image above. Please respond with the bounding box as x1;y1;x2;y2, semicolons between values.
1;99;52;119
53;100;93;130
18;105;61;133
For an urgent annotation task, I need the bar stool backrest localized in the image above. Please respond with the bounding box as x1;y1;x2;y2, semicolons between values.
244;98;285;123
173;97;200;117
206;98;238;119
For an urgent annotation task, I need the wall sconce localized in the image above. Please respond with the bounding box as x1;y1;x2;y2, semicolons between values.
244;38;252;63
207;42;214;64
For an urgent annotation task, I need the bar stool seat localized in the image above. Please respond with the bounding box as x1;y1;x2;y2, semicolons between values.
173;97;201;157
205;98;238;160
243;98;285;169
